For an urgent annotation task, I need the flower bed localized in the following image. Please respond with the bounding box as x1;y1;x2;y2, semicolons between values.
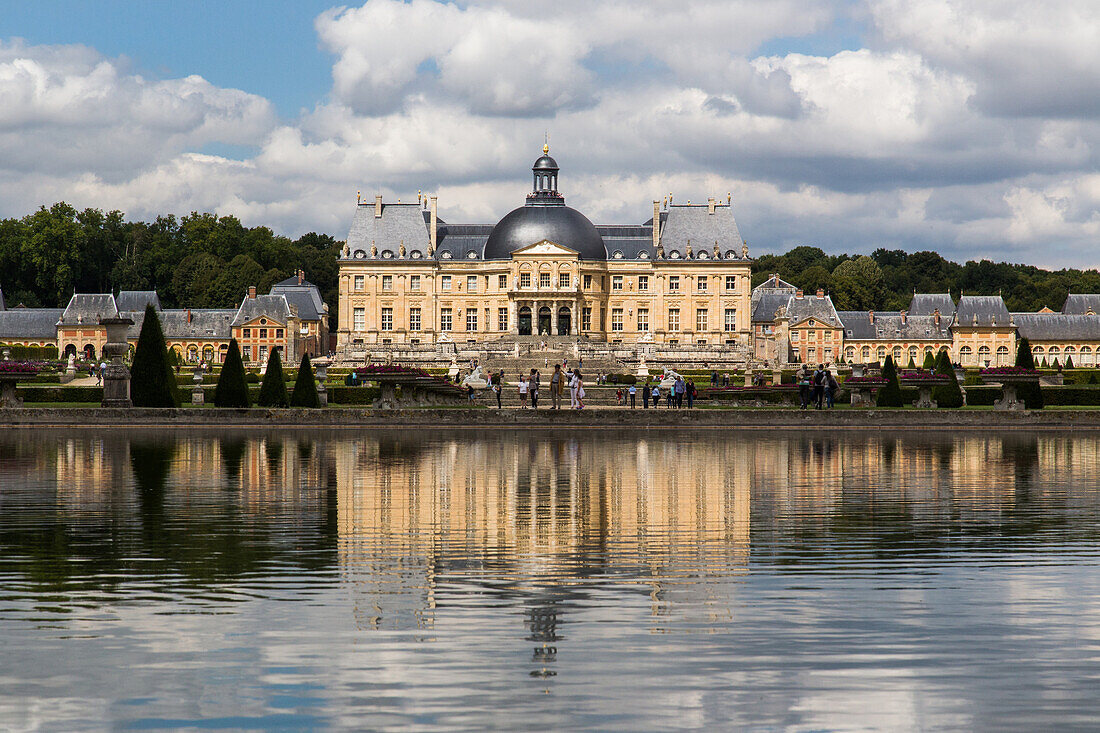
0;360;42;375
843;375;887;385
980;367;1040;376
356;364;433;379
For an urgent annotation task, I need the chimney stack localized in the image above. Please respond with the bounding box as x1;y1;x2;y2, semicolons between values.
707;197;716;214
298;269;304;285
796;289;804;298
816;288;824;298
901;309;907;324
429;195;438;254
187;308;191;323
652;201;661;249
869;310;875;324
375;194;383;218
248;286;256;299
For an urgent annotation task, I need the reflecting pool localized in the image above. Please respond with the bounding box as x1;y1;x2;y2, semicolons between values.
2;429;1099;730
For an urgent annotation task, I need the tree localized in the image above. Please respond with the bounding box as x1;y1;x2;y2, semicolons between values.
1065;355;1074;369
932;349;964;408
831;255;886;310
257;348;289;407
131;304;178;407
922;350;936;370
214;339;251;407
290;353;320;408
1014;337;1043;409
907;355;917;369
876;355;904;407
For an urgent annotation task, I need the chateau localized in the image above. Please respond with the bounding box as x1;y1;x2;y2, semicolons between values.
335;147;754;349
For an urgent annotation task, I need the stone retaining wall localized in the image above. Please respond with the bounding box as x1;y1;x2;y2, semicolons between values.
3;407;1100;430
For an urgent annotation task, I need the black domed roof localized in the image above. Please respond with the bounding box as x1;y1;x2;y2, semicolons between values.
533;154;558;170
484;204;605;260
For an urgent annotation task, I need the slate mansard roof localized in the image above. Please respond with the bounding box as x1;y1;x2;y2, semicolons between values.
0;308;64;339
1061;294;1100;315
341;198;749;263
907;293;956;319
270;276;326;321
837;311;952;341
1013;314;1100;341
115;291;161;313
784;293;842;328
752;292;794;324
58;294;119;326
231;294;293;327
954;295;1011;326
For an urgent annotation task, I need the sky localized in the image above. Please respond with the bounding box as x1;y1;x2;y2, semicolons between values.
1;0;1098;267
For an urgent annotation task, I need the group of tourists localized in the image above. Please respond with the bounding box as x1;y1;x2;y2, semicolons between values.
636;376;697;409
499;364;587;409
796;363;839;409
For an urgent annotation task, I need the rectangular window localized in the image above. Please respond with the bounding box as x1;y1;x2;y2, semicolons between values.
520;272;531;289
637;308;649;332
243;328;251;337
410;274;420;291
440;275;452;291
499;274;508;289
696;308;708;331
668;275;680;292
583;274;592;289
354;275;364;291
582;307;592;331
409;307;421;331
559;272;570;289
466;310;477;332
540;272;551;288
275;329;283;338
668;308;680;332
638;275;649;292
243;346;252;361
612;275;623;291
440;308;452;332
352;308;365;331
382;275;393;291
498;307;509;331
697;276;708;292
467;275;478;293
259;328;268;339
725;275;737;292
724;308;737;332
381;308;393;331
259;345;267;362
611;308;624;332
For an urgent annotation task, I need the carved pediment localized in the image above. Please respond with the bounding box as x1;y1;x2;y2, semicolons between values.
510;240;579;258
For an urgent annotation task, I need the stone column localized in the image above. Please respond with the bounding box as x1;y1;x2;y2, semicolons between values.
551;300;558;335
191;365;205;405
314;357;330;406
99;317;134;408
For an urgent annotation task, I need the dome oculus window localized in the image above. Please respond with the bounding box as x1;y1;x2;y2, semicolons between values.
381;250;394;259
670;250;681;259
638;251;649;259
354;250;366;259
612;250;624;259
441;251;452;259
410;250;422;259
466;251;478;259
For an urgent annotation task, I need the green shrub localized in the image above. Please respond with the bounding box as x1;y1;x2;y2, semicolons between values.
1042;386;1100;406
327;386;382;405
214;339;251;408
922;351;936;370
290;354;320;408
1014;336;1043;409
1065;356;1075;369
961;385;1000;406
131;304;178;407
932;349;964;408
245;371;260;384
606;373;637;385
17;386;103;402
0;344;59;360
257;349;289;407
876;356;903;407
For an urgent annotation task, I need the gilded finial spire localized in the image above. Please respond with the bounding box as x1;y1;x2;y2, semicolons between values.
543;131;549;155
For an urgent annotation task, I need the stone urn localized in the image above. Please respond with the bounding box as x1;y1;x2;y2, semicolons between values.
0;365;39;408
980;369;1040;411
99;316;134;407
898;373;951;409
313;357;332;406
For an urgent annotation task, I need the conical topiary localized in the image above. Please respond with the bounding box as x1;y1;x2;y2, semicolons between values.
876;355;904;407
214;339;251;407
131;304;178;407
1014;336;1043;409
1065;355;1074;369
290;353;320;408
257;347;289;407
922;350;936;370
932;349;964;408
907;355;917;369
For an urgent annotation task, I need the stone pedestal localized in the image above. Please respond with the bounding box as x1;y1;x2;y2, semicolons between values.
744;369;753;387
191;366;205;405
771;369;782;386
99;317;134;407
314;357;331;406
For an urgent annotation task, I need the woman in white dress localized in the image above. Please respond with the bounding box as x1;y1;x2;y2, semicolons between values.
518;375;529;408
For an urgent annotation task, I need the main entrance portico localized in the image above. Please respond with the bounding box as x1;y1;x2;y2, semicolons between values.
513;299;577;335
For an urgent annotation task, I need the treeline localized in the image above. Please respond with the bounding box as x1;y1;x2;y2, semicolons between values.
752;246;1100;312
3;203;1099;319
0;202;341;318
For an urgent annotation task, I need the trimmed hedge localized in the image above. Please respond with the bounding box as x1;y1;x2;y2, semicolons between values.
290;354;320;408
327;386;382;404
606;373;638;385
0;344;59;360
18;386;103;402
1041;386;1100;406
214;339;251;408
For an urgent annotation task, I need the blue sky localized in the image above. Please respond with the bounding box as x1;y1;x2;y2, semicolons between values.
0;0;1098;267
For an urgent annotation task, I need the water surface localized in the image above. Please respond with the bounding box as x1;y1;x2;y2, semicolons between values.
1;429;1099;731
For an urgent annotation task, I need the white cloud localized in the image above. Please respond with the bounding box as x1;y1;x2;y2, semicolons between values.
2;1;1100;267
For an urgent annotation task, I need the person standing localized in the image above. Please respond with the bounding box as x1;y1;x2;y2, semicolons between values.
652;383;661;409
797;365;810;409
550;364;563;410
628;383;637;408
686;379;695;408
494;378;503;408
575;370;586;409
642;379;651;408
569;370;580;409
519;375;529;408
529;368;540;409
826;368;838;409
813;364;827;409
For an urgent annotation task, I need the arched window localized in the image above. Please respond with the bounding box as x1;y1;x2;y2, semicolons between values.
996;345;1010;366
1049;346;1060;357
861;346;871;362
876;346;886;362
959;345;973;365
978;345;991;366
892;346;902;362
1081;345;1093;366
907;346;918;364
845;346;855;360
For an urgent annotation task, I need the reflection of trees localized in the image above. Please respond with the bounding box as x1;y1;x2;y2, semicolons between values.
0;432;338;596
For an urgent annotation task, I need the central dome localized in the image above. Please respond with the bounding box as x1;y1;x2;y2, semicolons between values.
483;146;606;260
484;204;605;260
